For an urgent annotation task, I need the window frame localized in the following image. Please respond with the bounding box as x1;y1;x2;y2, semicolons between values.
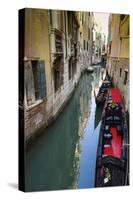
124;70;128;85
25;59;47;108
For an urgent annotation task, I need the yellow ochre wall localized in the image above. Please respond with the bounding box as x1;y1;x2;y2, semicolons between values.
110;14;129;59
25;8;52;94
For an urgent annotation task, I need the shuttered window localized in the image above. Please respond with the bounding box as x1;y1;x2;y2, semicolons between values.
53;57;64;92
32;60;47;100
25;61;36;106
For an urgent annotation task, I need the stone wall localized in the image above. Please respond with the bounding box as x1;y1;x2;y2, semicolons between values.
25;101;49;142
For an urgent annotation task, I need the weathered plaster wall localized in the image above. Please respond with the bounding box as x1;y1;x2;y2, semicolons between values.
24;9;53;141
24;9;83;143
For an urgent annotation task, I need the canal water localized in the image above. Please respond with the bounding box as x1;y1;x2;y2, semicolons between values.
25;65;105;192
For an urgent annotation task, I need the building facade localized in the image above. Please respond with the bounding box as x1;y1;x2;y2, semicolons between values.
92;23;102;65
78;12;94;70
107;14;129;112
49;10;81;116
22;9;53;142
19;8;94;143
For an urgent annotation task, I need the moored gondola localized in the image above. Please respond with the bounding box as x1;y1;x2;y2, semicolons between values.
95;88;129;187
95;76;112;105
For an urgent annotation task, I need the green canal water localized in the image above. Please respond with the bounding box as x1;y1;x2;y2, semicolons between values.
25;65;105;192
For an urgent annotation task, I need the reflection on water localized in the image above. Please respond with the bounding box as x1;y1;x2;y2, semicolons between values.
94;106;103;129
25;65;105;191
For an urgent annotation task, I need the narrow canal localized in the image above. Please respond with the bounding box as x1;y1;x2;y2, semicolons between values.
25;65;106;192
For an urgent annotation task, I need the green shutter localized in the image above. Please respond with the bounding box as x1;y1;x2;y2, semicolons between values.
37;60;46;99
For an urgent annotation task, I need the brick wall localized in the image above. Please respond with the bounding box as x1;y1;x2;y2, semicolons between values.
25;101;52;142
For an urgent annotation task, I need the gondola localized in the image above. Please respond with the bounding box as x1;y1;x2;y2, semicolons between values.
87;66;94;73
95;88;129;187
95;78;112;105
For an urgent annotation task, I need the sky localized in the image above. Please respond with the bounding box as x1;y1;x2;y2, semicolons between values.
93;12;110;43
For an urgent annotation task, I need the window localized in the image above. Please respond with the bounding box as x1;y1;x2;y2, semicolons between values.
72;61;77;77
120;68;122;77
49;10;53;26
73;21;78;42
25;61;35;106
109;42;112;54
67;12;72;35
84;40;86;50
53;57;64;92
74;43;77;58
88;28;90;40
32;60;46;100
82;13;84;25
124;71;128;85
25;60;46;106
87;41;89;51
68;57;77;80
55;34;63;53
